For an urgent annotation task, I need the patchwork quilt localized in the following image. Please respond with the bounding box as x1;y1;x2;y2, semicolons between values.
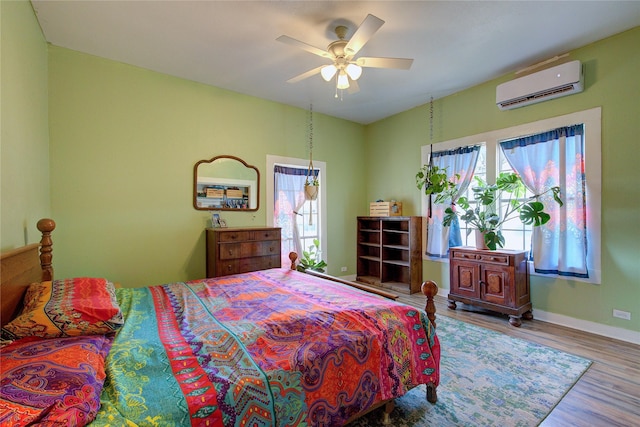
93;268;440;426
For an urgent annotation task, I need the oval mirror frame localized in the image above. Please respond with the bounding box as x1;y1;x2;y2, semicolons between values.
193;155;260;211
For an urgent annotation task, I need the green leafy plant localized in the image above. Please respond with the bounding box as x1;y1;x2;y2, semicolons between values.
419;169;563;250
296;238;327;272
416;165;454;196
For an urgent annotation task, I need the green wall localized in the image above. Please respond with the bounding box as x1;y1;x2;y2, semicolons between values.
47;46;365;287
366;27;640;333
0;0;50;249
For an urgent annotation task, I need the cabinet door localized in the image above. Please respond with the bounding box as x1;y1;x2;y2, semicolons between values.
450;261;481;299
480;265;511;306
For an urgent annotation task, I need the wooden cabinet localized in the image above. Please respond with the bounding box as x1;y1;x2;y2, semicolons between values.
356;216;422;294
448;247;532;326
206;227;281;277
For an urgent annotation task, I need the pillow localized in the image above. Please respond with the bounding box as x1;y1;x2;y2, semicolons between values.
0;334;113;426
1;277;123;342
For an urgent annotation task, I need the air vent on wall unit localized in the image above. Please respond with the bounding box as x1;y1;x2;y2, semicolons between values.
496;60;584;110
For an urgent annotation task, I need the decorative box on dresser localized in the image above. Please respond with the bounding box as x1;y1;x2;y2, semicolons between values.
206;227;281;278
356;216;422;294
448;247;532;326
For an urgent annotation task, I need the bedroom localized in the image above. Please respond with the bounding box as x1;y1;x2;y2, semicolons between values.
1;0;639;425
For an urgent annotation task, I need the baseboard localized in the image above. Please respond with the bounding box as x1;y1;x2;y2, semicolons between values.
339;274;357;282
533;308;640;345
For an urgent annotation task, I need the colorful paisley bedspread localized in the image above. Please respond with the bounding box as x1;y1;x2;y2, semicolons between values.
93;269;440;427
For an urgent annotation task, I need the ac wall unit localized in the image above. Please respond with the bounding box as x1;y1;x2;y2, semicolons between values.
496;60;583;110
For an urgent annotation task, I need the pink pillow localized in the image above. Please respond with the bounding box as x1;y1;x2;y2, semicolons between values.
1;278;123;342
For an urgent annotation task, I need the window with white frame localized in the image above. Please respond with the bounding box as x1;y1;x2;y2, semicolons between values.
421;108;601;284
266;155;327;268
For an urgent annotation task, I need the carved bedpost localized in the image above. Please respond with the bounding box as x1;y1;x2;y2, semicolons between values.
421;280;439;404
288;252;298;270
36;218;56;281
421;280;438;328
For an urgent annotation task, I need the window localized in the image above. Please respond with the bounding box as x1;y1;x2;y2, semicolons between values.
266;156;327;267
421;108;601;284
457;146;487;248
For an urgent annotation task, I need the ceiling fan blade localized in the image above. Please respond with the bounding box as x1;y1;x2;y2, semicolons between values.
356;57;414;70
344;14;384;56
347;78;360;94
276;35;332;59
286;65;324;83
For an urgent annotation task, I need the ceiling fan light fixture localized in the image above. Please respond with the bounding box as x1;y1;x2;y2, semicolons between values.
337;71;350;89
320;64;337;81
345;63;362;80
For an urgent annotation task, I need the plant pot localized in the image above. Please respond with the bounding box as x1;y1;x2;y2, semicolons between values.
305;185;318;201
475;229;489;250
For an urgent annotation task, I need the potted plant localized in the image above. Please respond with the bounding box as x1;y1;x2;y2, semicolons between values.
304;176;319;201
296;238;327;272
416;164;453;196
418;169;563;250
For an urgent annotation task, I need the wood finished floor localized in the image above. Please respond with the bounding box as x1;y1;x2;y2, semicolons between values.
397;292;640;427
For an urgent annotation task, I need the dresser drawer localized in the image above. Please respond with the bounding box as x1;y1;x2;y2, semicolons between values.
239;255;281;272
218;231;250;242
219;243;241;260
218;229;281;242
452;250;509;265
252;229;281;241
240;240;280;257
215;259;239;276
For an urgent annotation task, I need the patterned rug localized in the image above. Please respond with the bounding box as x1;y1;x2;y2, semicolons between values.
351;315;592;427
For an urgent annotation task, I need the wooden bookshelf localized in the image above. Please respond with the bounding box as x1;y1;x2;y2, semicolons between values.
356;216;422;294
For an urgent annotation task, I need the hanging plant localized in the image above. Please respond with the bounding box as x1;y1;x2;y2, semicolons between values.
304;182;319;201
415;96;454;217
416;164;454;196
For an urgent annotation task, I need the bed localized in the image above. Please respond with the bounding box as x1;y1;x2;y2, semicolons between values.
1;219;440;426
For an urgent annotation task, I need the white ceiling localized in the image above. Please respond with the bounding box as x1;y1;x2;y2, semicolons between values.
31;1;640;124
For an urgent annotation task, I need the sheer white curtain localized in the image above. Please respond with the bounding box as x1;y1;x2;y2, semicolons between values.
426;146;481;257
274;166;307;266
500;125;588;277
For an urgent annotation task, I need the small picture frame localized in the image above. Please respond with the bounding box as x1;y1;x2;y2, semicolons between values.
211;213;221;228
218;218;227;228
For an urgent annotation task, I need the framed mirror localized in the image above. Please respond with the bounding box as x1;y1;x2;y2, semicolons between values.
193;155;260;211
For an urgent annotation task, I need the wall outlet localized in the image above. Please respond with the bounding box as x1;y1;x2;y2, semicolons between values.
341;266;348;272
613;309;631;320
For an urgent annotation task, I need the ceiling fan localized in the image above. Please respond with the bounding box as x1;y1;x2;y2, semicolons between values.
277;14;413;96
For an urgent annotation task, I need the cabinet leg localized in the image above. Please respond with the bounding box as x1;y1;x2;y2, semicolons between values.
447;300;457;310
508;315;522;327
522;310;534;320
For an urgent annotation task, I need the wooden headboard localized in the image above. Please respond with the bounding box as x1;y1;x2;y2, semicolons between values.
0;218;56;326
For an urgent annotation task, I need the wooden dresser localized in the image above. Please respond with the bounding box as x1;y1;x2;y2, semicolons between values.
206;227;281;278
448;247;532;326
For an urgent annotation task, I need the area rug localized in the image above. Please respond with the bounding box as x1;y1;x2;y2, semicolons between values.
351;315;592;427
